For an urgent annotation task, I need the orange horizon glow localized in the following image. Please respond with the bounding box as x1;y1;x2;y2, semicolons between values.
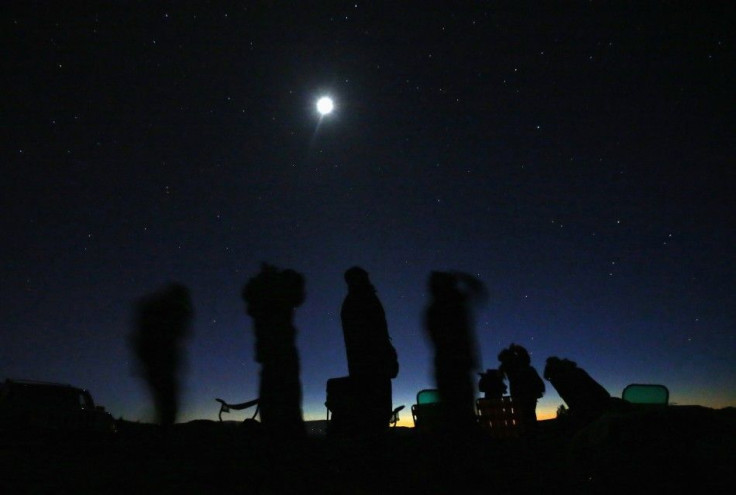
390;404;558;428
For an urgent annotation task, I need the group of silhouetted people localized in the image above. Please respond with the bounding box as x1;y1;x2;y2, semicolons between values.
128;264;399;442
129;264;620;444
124;264;646;495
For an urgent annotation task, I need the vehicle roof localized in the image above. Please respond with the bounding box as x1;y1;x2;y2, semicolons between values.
3;379;87;392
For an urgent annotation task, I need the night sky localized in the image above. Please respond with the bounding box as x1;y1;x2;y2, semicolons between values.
3;2;734;426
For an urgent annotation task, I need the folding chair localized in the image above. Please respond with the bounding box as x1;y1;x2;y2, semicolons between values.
324;376;404;436
215;397;260;422
411;388;443;431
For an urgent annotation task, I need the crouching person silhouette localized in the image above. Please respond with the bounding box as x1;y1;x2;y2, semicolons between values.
242;263;306;442
543;356;614;429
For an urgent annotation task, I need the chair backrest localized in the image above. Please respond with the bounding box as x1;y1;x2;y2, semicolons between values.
412;389;442;430
622;383;669;405
476;397;523;439
389;405;405;427
215;398;260;422
416;388;441;405
325;376;353;415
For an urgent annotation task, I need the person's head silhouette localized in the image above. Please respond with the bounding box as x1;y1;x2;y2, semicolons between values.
344;266;373;291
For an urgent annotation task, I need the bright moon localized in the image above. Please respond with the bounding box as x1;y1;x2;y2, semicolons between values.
316;96;334;115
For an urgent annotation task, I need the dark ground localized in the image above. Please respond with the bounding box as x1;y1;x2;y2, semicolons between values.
1;406;734;494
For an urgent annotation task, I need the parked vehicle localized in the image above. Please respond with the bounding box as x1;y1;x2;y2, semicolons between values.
0;379;116;439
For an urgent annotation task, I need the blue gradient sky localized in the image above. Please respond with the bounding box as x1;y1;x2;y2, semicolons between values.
2;2;734;426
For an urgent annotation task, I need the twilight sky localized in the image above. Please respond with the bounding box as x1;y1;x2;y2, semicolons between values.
2;2;734;425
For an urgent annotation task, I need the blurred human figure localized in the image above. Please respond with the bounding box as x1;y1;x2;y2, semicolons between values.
242;263;306;440
498;343;545;432
131;282;193;437
424;271;485;434
543;356;612;427
478;368;507;400
339;266;397;437
422;271;488;492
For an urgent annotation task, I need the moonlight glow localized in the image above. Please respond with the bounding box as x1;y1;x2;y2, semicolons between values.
316;96;334;115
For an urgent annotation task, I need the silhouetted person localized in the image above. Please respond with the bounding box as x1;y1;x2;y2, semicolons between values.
339;266;397;437
543;356;612;428
478;368;507;399
424;271;485;435
422;271;488;493
131;283;193;437
498;343;545;432
242;263;305;441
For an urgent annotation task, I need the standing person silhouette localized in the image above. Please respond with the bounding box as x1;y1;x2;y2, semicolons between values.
424;271;485;435
131;282;193;439
423;271;487;493
498;343;545;433
242;263;306;441
340;266;397;437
